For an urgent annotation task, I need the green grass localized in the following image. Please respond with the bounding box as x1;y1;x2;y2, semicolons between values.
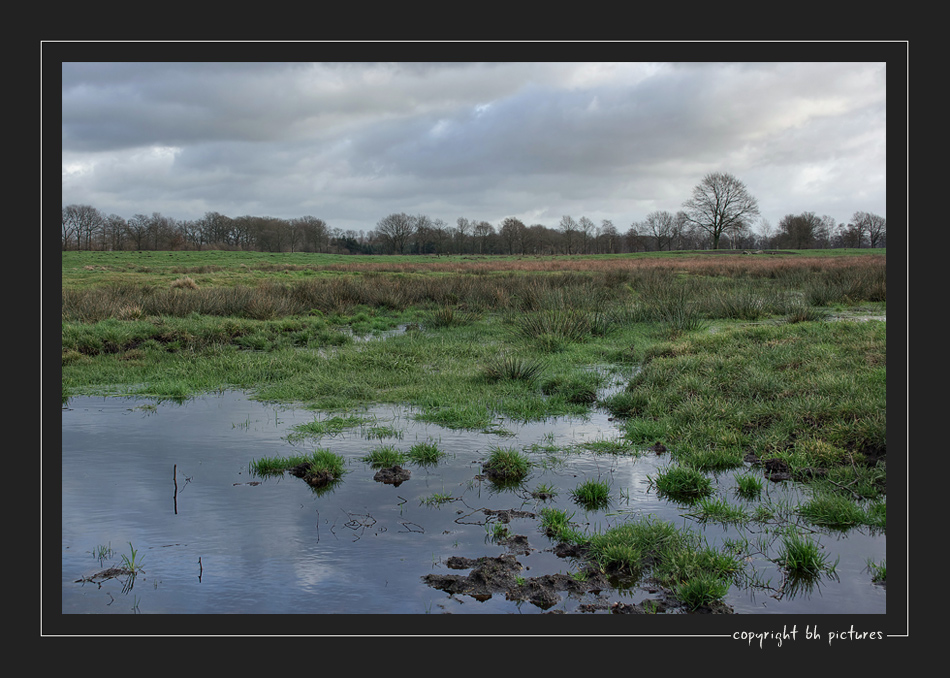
570;478;612;510
251;453;315;476
539;508;586;543
120;542;145;575
289;413;376;439
251;449;347;480
579;515;741;610
490;522;511;541
586;517;690;574
776;530;837;580
674;573;732;610
363;425;404;440
532;482;559;500
866;558;886;583
361;445;407;468
797;491;870;530
618;319;886;475
482;446;531;485
481;354;546;384
733;473;764;500
687;496;750;525
650;465;714;503
406;441;446;465
865;500;886;530
420;491;455;507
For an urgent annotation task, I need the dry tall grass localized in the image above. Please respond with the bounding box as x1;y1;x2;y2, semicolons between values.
61;255;885;323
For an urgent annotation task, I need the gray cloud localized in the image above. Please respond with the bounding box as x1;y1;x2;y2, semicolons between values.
60;60;888;232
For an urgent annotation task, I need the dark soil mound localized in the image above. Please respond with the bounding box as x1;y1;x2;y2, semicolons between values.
373;465;411;486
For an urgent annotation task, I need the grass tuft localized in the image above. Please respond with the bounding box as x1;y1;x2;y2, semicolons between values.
361;445;407;468
776;530;836;580
797;491;868;529
570;478;612;510
482;446;531;485
651;465;714;503
482;354;546;384
406;441;445;465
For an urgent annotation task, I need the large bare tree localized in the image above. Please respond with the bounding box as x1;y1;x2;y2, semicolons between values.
682;172;760;250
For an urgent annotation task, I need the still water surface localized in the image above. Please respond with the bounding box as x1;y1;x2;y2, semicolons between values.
61;391;885;615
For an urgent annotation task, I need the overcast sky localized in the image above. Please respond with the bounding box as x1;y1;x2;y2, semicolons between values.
61;60;888;234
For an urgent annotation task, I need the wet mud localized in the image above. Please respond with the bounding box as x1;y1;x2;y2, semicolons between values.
423;534;735;613
423;552;611;610
373;465;411;486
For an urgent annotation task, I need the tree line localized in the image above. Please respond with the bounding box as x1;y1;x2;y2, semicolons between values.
61;173;885;254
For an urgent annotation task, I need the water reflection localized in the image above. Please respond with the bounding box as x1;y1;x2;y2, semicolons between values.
61;391;885;615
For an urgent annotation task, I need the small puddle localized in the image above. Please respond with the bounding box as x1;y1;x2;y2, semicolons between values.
61;391;885;615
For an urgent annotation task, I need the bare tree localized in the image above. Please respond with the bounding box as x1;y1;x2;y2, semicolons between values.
671;211;691;251
146;212;176;250
101;214;127;251
642;210;676;251
499;217;526;255
816;215;837;249
376;213;418;254
124;214;151;250
775;212;822;249
559;215;580;254
473;220;494;254
454;217;472;254
578;216;596;254
625;223;647;252
682;172;760;250
62;204;104;250
198;211;235;247
851;211;887;248
756;218;774;250
599;219;618;254
431;218;451;255
527;224;549;254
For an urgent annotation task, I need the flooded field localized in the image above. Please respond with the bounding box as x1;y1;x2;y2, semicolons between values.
60;390;885;616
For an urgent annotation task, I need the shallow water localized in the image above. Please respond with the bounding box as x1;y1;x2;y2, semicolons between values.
61;391;885;615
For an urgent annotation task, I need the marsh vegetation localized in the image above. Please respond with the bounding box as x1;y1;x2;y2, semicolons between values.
61;249;887;614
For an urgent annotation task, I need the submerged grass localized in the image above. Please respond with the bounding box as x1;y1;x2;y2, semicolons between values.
289;413;376;439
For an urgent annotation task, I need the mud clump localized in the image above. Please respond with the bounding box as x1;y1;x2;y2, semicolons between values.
288;463;339;488
423;553;610;610
75;566;134;585
373;465;411;486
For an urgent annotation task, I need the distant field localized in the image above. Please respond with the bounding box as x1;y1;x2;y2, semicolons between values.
61;248;886;290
